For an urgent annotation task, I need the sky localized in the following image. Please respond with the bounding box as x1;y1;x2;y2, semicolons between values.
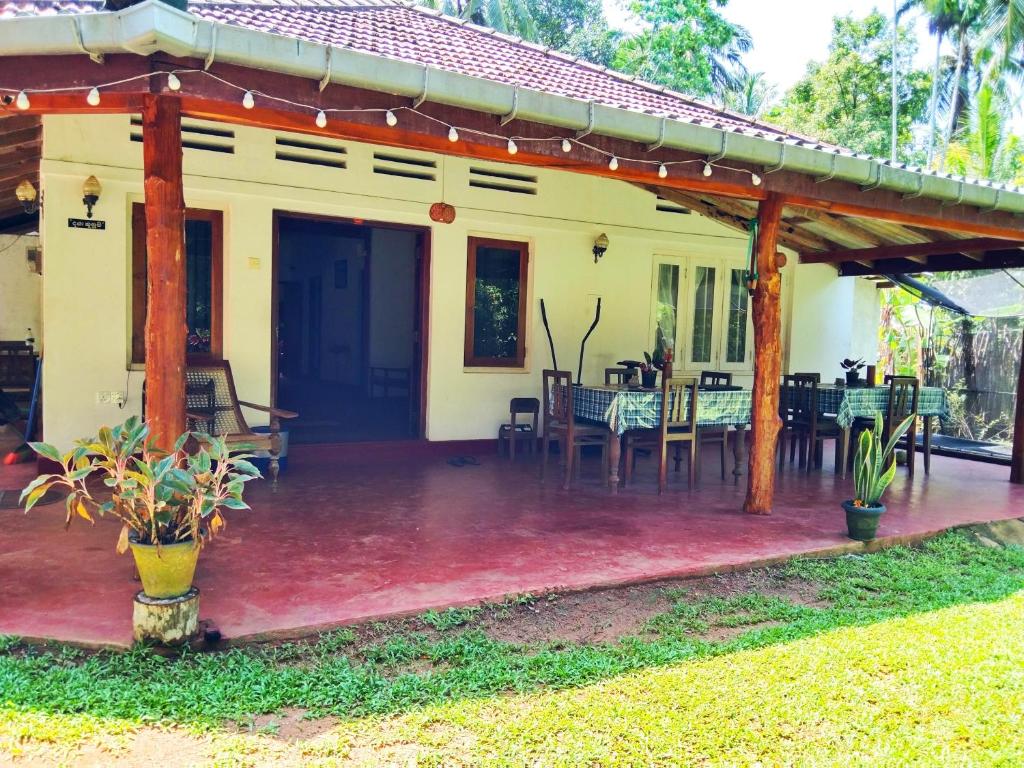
601;0;934;95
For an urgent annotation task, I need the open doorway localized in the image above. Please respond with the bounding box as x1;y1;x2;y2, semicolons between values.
273;213;427;444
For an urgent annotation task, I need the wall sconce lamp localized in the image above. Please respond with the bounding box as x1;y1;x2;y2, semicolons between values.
15;179;38;214
592;233;609;263
82;175;102;218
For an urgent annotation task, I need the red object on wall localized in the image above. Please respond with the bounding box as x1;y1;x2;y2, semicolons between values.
429;202;456;223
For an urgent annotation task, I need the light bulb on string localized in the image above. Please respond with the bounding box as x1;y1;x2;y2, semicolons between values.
608;156;619;171
242;91;255;110
167;73;181;92
751;173;762;186
507;138;518;155
385;110;398;127
315;110;328;128
561;138;572;153
86;87;101;107
702;162;713;177
658;163;668;179
15;91;29;110
448;126;459;142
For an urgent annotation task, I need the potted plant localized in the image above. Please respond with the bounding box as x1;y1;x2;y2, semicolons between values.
20;417;260;599
843;413;914;542
841;358;865;386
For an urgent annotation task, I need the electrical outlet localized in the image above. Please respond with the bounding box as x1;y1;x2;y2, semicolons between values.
95;391;125;405
96;391;110;404
110;391;126;406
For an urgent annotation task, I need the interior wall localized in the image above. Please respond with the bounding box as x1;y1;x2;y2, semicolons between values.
368;228;417;375
0;233;41;344
38;114;875;448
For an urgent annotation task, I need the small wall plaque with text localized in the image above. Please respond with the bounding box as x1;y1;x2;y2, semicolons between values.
68;218;105;230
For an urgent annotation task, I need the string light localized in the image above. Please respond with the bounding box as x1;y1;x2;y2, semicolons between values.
0;70;770;189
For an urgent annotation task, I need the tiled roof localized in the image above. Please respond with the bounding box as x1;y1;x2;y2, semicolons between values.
0;0;828;147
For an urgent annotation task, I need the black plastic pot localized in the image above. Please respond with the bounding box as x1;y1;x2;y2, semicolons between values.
641;371;657;388
842;500;885;542
845;370;860;386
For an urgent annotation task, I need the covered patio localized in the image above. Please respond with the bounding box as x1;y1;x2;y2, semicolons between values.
2;446;1022;648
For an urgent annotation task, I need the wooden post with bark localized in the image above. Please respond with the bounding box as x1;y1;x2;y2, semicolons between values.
1012;329;1024;484
142;95;187;449
743;193;785;515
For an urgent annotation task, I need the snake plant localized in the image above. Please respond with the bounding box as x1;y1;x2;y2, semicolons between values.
852;413;915;508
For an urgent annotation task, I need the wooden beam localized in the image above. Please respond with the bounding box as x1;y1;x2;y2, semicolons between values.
837;248;1024;275
1013;329;1024;484
142;95;187;450
800;237;1024;265
743;193;785;516
784;205;882;247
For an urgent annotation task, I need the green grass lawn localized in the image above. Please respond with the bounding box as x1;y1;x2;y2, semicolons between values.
3;532;1024;766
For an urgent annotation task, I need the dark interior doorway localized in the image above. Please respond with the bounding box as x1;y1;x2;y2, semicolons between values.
274;214;426;444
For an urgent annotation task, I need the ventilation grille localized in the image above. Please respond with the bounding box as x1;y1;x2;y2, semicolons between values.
372;152;436;181
130;117;235;154
469;166;537;195
656;196;691;215
275;137;347;169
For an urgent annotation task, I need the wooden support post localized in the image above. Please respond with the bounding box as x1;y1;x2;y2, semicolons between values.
743;193;785;515
1012;329;1024;484
142;95;187;449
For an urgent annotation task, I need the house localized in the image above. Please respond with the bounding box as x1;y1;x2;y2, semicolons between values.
1;0;1023;518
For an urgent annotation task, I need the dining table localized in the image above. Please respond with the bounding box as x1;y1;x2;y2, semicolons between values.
571;383;753;493
782;383;949;476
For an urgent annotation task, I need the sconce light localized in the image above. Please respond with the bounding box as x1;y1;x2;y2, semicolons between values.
592;232;609;263
15;179;38;214
82;175;102;219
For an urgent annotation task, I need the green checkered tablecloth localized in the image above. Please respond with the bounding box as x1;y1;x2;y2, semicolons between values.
784;385;948;429
571;384;752;436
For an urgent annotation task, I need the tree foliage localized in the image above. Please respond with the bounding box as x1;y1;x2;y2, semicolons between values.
766;12;931;159
612;0;750;99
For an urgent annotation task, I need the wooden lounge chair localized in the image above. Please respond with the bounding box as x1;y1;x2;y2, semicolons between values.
185;361;297;486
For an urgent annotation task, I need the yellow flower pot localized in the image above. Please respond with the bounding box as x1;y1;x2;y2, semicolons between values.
129;538;200;599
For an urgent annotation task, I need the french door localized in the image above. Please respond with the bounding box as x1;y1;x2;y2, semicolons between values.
650;254;753;375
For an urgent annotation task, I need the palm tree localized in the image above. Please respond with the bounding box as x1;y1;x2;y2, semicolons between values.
722;71;776;117
421;0;536;40
978;0;1024;81
945;82;1023;182
709;24;753;98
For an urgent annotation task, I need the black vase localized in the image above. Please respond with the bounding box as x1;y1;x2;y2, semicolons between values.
845;370;860;386
641;371;657;388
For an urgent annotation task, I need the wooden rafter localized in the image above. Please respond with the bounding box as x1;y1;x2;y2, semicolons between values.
800;237;1024;266
783;205;881;247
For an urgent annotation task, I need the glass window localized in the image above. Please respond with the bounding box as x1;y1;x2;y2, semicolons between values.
131;206;222;363
691;266;716;364
726;268;749;364
465;238;528;367
655;263;679;355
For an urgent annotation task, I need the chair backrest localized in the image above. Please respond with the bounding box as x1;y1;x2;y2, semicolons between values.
542;370;574;424
185;361;251;436
885;375;919;435
699;371;732;387
781;374;819;426
661;376;698;434
605;367;638;385
510;396;540;431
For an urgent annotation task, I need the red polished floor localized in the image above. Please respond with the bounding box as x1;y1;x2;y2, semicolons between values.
1;446;1022;647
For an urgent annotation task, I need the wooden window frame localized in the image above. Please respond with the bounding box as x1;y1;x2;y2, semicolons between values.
131;204;224;364
464;236;529;368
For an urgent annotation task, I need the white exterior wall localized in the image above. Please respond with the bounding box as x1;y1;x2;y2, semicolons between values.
0;233;41;344
38;114;876;447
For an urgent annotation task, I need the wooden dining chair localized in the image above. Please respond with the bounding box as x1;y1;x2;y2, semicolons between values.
884;375;921;477
698;371;731;479
779;374;841;472
498;397;540;460
624;376;699;493
604;367;638;385
541;370;609;490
